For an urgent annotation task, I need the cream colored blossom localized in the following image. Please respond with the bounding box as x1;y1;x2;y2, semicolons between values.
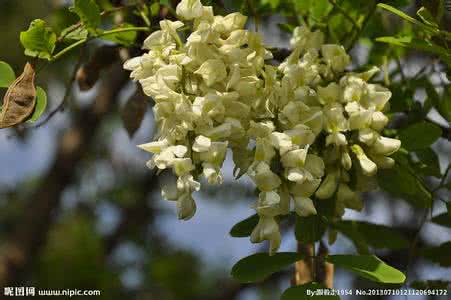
176;0;203;20
124;5;400;255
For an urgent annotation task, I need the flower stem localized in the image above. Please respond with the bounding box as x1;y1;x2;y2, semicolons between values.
51;27;150;62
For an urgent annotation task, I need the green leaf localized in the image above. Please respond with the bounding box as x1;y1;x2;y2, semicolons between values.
159;0;173;8
414;148;441;177
438;86;451;122
60;26;88;41
310;0;332;20
20;19;57;60
376;36;451;66
100;23;137;46
431;213;451;228
399;121;442;150
326;255;406;284
231;252;302;283
261;0;281;10
27;87;47;123
70;0;101;32
282;282;340;300
294;0;312;14
230;214;259;238
97;0;113;10
277;23;295;33
420;241;451;267
150;2;161;16
334;220;409;251
416;7;438;28
0;61;15;88
378;163;432;208
295;215;327;244
377;3;436;32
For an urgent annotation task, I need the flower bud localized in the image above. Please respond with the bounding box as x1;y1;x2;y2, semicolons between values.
256;191;281;217
371;136;401;156
351;144;377;176
315;171;339;199
371;111;389;131
341;150;352;170
294;197;317;217
250;216;281;255
176;193;197;220
176;0;204;20
337;183;363;211
192;135;211;152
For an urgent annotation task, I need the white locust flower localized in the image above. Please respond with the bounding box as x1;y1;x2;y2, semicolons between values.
294;196;317;217
371;136;401;156
192;135;211;152
176;0;204;20
255;191;281;217
194;59;227;86
351;144;377;176
250;216;281;255
176;193;197;220
315;170;339;199
321;44;350;72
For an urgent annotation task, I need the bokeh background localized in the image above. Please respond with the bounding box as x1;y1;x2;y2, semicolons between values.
0;0;450;299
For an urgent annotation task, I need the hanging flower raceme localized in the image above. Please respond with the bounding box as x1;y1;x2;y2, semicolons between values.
123;0;400;255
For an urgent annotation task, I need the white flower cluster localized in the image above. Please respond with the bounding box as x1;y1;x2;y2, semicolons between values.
124;0;401;254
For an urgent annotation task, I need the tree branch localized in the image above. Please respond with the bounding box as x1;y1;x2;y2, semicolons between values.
0;65;129;286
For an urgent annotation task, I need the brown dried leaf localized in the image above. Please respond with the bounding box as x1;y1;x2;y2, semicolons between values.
121;91;147;138
0;63;36;128
76;45;119;91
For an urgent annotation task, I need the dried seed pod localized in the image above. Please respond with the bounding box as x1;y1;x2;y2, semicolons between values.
0;63;36;128
121;89;148;138
76;45;119;91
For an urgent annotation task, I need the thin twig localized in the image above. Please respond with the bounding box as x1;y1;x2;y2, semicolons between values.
247;0;259;32
346;0;378;51
328;0;359;30
58;3;143;42
404;208;429;285
395;56;407;84
30;48;85;129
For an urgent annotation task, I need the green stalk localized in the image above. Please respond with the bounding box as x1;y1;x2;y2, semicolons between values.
50;27;150;62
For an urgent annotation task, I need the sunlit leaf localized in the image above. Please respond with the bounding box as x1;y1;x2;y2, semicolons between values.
376;36;451;66
27;87;47;123
20;19;57;60
100;24;138;46
416;7;438;28
70;0;101;32
0;61;15;88
326;255;406;284
61;26;89;41
377;3;437;32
